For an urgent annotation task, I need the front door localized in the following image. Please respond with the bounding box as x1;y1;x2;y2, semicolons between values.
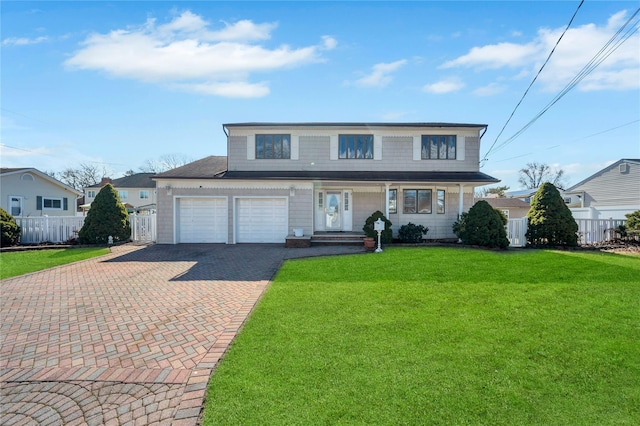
325;191;342;230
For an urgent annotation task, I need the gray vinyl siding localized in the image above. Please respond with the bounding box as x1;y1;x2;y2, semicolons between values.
572;162;640;207
228;132;482;173
154;182;313;244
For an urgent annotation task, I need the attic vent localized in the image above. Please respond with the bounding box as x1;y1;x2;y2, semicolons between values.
619;163;629;174
21;173;34;181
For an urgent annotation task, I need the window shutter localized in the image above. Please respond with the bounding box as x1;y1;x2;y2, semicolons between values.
36;196;42;210
64;198;69;211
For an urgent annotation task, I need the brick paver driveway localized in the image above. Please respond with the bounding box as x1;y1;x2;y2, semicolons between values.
1;243;364;425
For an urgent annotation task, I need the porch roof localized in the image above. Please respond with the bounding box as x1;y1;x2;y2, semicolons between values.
222;170;499;183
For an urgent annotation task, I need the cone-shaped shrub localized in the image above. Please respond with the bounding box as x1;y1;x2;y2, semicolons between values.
454;200;509;249
78;184;131;244
1;207;21;247
526;182;578;246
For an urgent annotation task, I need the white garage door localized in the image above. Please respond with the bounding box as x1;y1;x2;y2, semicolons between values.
178;198;227;243
237;198;288;243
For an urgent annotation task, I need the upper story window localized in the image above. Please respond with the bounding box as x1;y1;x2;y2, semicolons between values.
118;190;128;200
256;134;291;159
139;190;150;199
339;135;373;159
87;190;96;198
421;135;456;160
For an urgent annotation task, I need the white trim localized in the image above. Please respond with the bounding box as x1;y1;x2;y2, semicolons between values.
291;135;299;160
412;136;421;161
247;134;255;160
330;135;338;160
457;136;465;161
374;135;382;160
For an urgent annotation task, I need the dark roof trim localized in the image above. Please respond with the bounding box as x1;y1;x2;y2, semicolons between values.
224;122;488;130
222;170;499;183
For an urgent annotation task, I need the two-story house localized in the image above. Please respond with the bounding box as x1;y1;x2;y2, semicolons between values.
153;122;499;244
84;173;157;214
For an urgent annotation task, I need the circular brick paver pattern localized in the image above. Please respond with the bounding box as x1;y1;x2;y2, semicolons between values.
1;243;364;425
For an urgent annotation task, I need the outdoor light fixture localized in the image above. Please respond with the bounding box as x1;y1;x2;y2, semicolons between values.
165;185;172;195
290;186;295;196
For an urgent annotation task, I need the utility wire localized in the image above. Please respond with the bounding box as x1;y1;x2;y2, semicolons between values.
481;0;584;165
488;8;640;157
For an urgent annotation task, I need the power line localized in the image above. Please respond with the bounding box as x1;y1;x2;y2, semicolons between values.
481;0;585;165
487;7;640;157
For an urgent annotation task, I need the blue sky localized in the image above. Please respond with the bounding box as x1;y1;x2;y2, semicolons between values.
2;1;639;190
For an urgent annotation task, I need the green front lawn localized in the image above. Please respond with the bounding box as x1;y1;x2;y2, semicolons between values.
0;248;110;279
203;247;640;425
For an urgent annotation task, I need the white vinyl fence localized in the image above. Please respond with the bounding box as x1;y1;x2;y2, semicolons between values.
506;217;627;247
15;214;157;244
507;217;528;247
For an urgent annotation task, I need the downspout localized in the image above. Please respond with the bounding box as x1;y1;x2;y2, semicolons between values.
458;184;464;216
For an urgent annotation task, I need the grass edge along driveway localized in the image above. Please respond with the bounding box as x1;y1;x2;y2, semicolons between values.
203;247;640;425
0;247;110;279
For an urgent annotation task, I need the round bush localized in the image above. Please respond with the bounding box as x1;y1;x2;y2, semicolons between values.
363;211;393;243
1;207;20;247
453;200;509;249
398;222;429;243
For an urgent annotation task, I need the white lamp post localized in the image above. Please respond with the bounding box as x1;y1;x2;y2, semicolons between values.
374;218;384;253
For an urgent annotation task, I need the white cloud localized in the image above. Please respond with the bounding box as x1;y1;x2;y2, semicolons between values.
2;36;48;46
473;82;507;96
64;11;335;98
423;77;465;94
441;10;640;92
172;81;270;98
354;60;407;88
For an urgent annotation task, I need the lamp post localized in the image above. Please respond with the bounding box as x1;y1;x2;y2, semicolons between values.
374;218;384;253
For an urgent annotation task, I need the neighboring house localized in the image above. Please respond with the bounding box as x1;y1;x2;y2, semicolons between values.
564;159;640;220
0;168;82;217
84;173;157;214
153;122;499;244
477;197;531;219
505;188;538;204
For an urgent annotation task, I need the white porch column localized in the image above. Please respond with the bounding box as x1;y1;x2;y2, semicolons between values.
458;184;464;215
385;184;390;217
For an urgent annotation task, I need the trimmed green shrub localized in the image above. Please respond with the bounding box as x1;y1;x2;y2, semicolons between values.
526;182;578;247
398;222;429;243
453;200;509;249
625;209;640;239
1;207;21;247
363;211;393;243
78;184;131;244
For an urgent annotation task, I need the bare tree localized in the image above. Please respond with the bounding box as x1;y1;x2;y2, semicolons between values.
476;185;510;198
140;154;192;173
58;163;110;191
518;162;567;190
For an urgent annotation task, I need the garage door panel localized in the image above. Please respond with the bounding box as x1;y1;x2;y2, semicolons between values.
237;198;288;243
179;198;227;243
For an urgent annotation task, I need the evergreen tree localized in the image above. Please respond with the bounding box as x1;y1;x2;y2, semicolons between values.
78;184;131;244
1;207;21;247
526;182;578;246
453;200;509;249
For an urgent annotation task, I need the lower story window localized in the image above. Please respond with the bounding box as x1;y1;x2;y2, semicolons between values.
403;189;432;214
388;189;397;214
437;190;445;214
43;197;63;210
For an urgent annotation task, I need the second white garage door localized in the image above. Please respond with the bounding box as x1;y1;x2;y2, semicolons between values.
236;198;288;243
178;197;227;243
